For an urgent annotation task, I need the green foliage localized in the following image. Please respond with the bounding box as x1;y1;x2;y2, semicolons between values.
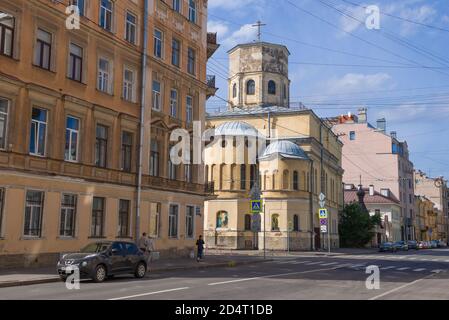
339;202;382;248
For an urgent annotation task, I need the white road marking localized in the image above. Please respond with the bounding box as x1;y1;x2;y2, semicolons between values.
369;274;434;300
431;269;443;273
320;262;339;266
413;268;426;272
380;266;396;270
396;267;410;271
109;287;190;300
305;261;323;265
291;261;307;264
208;266;340;286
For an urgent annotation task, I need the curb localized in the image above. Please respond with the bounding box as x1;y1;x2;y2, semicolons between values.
0;259;271;289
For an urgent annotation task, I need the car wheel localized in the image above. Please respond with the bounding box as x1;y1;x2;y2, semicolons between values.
135;262;147;279
93;264;107;283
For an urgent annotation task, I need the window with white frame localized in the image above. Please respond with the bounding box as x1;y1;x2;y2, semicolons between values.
99;0;113;32
170;89;178;118
29;107;47;156
186;205;194;238
123;67;135;101
95;124;108;168
188;0;197;23
185;163;192;183
173;0;181;13
60;194;77;237
169;204;179;238
171;38;180;67
68;43;83;82
168;146;177;180
187;47;196;75
0;11;14;57
186;95;193;123
125;12;137;44
24;190;44;237
154;29;163;58
34;28;52;70
0;98;8;150
65;116;79;162
98;57;110;93
149;202;161;238
152;80;161;111
71;0;85;16
118;199;130;237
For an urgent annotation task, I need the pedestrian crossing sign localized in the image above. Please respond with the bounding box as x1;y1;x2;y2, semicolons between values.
251;200;262;213
318;209;328;219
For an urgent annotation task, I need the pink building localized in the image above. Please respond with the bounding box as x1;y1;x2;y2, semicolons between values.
331;109;415;241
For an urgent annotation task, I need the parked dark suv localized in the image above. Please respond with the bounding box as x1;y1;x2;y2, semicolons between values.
57;241;147;283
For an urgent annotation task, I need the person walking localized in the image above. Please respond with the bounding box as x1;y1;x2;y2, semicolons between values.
196;235;205;262
138;232;149;253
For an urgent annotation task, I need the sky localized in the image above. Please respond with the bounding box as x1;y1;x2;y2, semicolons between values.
206;0;449;179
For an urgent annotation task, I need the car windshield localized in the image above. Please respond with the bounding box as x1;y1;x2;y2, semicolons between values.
80;242;111;253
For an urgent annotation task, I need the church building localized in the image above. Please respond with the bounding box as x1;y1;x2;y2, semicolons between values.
204;41;344;251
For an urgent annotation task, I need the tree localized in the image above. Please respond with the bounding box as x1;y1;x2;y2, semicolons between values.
339;202;382;248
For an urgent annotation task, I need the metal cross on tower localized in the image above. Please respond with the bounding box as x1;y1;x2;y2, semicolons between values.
252;20;266;42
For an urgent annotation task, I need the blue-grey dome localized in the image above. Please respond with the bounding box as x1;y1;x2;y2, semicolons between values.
214;121;261;137
260;140;309;160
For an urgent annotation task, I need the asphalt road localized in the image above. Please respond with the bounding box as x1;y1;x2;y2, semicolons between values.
1;248;449;300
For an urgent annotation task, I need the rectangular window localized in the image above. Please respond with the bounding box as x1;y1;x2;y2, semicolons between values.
29;108;47;156
68;43;83;82
118;199;130;237
125;12;137;44
185;163;192;183
188;0;197;23
71;0;85;16
91;197;105;237
171;38;180;67
0;12;14;57
60;194;77;237
349;131;356;141
24;191;44;237
0;98;8;149
100;0;113;31
170;89;178;118
121;131;132;172
186;205;194;238
0;188;4;236
34;28;52;70
149;202;161;238
168;156;177;180
95;124;108;168
186;95;193;123
169;204;179;238
240;165;246;190
152;80;161;111
98;58;110;93
187;47;196;75
154;29;163;58
150;140;160;177
173;0;181;12
123;67;135;101
65;116;79;162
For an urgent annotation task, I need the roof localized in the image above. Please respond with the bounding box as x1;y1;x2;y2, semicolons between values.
344;188;400;205
213;121;261;137
227;41;291;55
207;105;309;119
259;140;309;161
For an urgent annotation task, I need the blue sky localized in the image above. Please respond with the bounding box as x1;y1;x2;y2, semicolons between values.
206;0;449;179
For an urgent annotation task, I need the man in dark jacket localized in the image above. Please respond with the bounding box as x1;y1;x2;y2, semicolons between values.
196;235;205;262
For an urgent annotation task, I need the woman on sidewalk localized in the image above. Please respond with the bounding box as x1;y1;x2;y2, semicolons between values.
196;235;205;262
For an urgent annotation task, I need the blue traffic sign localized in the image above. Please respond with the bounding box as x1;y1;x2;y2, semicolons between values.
251;200;262;213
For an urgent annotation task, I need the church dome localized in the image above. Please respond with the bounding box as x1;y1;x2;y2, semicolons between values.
214;121;261;137
260;140;309;160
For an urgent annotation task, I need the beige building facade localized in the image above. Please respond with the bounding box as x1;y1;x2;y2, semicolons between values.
0;0;217;267
204;42;344;252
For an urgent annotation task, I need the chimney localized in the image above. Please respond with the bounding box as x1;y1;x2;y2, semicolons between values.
377;118;386;133
369;185;375;196
390;131;397;139
358;108;367;123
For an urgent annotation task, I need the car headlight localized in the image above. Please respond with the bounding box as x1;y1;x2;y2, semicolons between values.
81;261;88;267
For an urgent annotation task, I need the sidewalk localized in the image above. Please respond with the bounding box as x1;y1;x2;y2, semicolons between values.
206;247;380;257
0;254;269;288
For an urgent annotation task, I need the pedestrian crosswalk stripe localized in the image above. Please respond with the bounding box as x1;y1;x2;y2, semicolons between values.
381;266;396;270
397;267;410;271
413;268;426;272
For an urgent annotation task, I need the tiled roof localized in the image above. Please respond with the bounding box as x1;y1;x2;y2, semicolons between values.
344;189;400;205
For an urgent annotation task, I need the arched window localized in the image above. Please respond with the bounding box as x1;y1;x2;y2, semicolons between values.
283;170;289;190
293;215;299;231
232;83;237;98
216;211;229;229
246;80;255;95
244;214;251;231
293;171;299;190
271;214;280;231
268;80;276;95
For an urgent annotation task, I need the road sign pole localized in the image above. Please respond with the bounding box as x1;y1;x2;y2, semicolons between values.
263;203;266;260
328;215;331;254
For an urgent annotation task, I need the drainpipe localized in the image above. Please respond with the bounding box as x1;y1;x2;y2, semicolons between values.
135;0;149;242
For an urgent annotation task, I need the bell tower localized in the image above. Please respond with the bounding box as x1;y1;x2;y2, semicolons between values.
227;42;291;109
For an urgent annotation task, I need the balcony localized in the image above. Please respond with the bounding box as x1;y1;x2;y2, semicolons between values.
207;32;220;59
206;75;218;99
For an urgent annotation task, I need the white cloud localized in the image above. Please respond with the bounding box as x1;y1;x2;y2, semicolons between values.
207;20;230;38
326;73;392;94
339;5;367;34
222;24;258;49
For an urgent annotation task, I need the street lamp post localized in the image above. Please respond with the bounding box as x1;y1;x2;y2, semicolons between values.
263;203;266;260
